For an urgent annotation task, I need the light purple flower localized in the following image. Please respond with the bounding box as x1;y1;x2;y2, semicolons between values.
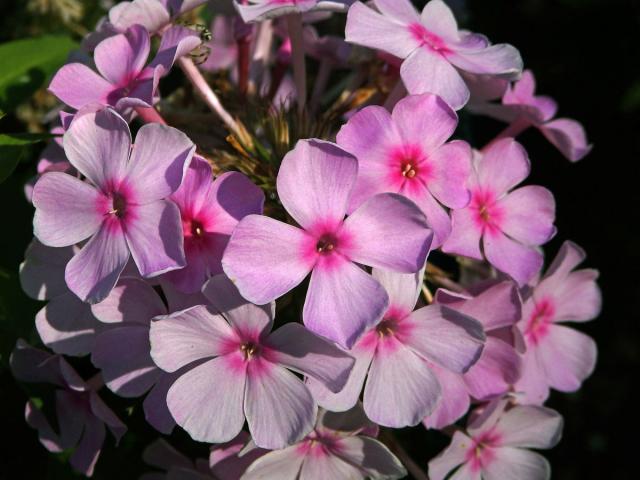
236;1;353;23
424;281;523;429
142;433;268;480
51;24;201;112
514;241;600;405
165;155;264;293
470;70;593;162
429;398;563;480
200;15;239;73
307;268;485;428
241;405;407;479
32;107;195;303
442;138;556;285
149;274;355;448
337;93;472;247
10;340;126;477
222;139;432;348
345;0;522;109
20;240;108;356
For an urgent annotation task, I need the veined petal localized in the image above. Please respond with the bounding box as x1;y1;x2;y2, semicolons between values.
498;186;556;246
336;435;407;479
48;64;113;110
496;405;563;449
94;25;150;85
539;118;593;162
482;447;551;480
428;431;474;480
441;206;483;259
483;231;543;286
422;363;469;429
372;267;423;314
476;138;530;196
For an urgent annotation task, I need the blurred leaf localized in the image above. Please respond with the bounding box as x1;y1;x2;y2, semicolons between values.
0;133;54;183
0;35;77;113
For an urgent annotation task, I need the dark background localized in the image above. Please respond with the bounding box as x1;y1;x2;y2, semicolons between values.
1;0;638;478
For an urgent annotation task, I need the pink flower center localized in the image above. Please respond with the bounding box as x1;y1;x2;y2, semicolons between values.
316;233;338;255
408;23;452;54
109;192;128;219
466;428;502;473
524;298;555;344
376;318;397;338
470;188;504;236
184;217;206;239
239;341;260;360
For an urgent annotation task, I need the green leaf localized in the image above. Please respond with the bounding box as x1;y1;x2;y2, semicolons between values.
0;132;55;183
0;35;78;113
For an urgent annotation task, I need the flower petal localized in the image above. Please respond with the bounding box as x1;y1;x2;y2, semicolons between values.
240;445;305;480
372;267;423;315
48;64;113;110
477;138;530;196
428;431;474;480
463;336;521;399
441;203;483;259
420;0;460;40
498;186;556;246
20;240;75;300
422;363;469;429
539;118;592;162
482;447;551;480
336;435;407;479
496;405;563;449
91;277;166;324
94;25;150;85
448;43;523;77
483;231;543;286
427;140;472;209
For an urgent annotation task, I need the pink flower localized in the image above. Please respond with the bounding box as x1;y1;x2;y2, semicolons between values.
236;1;353;23
241;405;407;479
200;15;239;73
345;0;522;110
32;107;195;303
424;281;523;429
515;241;601;404
165;155;264;293
307;268;485;428
470;70;593;162
149;275;355;448
10;340;126;477
337;93;472;247
429;398;563;480
50;24;201;112
222;139;433;348
442;138;556;285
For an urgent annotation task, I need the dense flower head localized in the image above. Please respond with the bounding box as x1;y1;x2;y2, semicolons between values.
9;1;601;478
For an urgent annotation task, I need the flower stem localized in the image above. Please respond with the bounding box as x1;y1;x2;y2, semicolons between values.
286;13;307;114
310;60;333;115
177;56;242;137
134;106;167;125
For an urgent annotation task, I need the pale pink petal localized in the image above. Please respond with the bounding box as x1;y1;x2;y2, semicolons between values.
150;25;202;74
36;292;103;356
375;0;420;24
127;123;195;203
427;140;472;209
539;118;592;162
48;63;113;109
32;173;103;247
420;0;460;40
167;356;246;443
496;405;563;449
423;364;469;429
405;177;453;248
448;43;522;77
364;337;441;427
125;200;186;277
538;325;597;392
149;305;236;372
345;2;421;59
91;277;166;324
276;139;356;230
20;240;74;300
537;269;601;323
477;138;530;196
304;258;389;348
266;322;354;393
300;451;362;480
222;215;314;304
65;223;130;304
482;447;550;480
498;186;556;245
336;435;407;478
392;93;459;151
428;431;473;480
240;445;304;480
513;346;550;406
109;0;171;32
202;274;274;339
371;267;423;314
400;305;485;373
463;336;521;399
245;361;316;449
91;325;161;397
343;193;432;273
441;204;483;259
483;231;543;286
63;107;131;189
94;25;150;85
400;48;469;110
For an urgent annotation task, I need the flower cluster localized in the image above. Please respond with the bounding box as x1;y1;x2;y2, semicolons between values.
11;0;600;478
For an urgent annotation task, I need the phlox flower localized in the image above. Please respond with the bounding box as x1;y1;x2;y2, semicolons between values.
442;138;556;285
50;24;201;112
142;433;267;480
32;107;195;303
236;1;353;23
222;139;433;348
241;405;407;479
429;398;563;480
200;15;239;73
20;240;107;356
10;340;126;477
514;241;601;404
345;0;522;110
307;268;485;428
470;70;592;162
149;274;355;448
337;93;472;247
165;155;264;294
424;281;523;429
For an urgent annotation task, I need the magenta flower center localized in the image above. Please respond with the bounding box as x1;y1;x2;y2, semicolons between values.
376;318;397;338
316;233;339;255
466;428;502;472
525;298;555;344
109;192;128;219
470;189;504;235
185;218;205;238
408;23;452;54
239;341;260;360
